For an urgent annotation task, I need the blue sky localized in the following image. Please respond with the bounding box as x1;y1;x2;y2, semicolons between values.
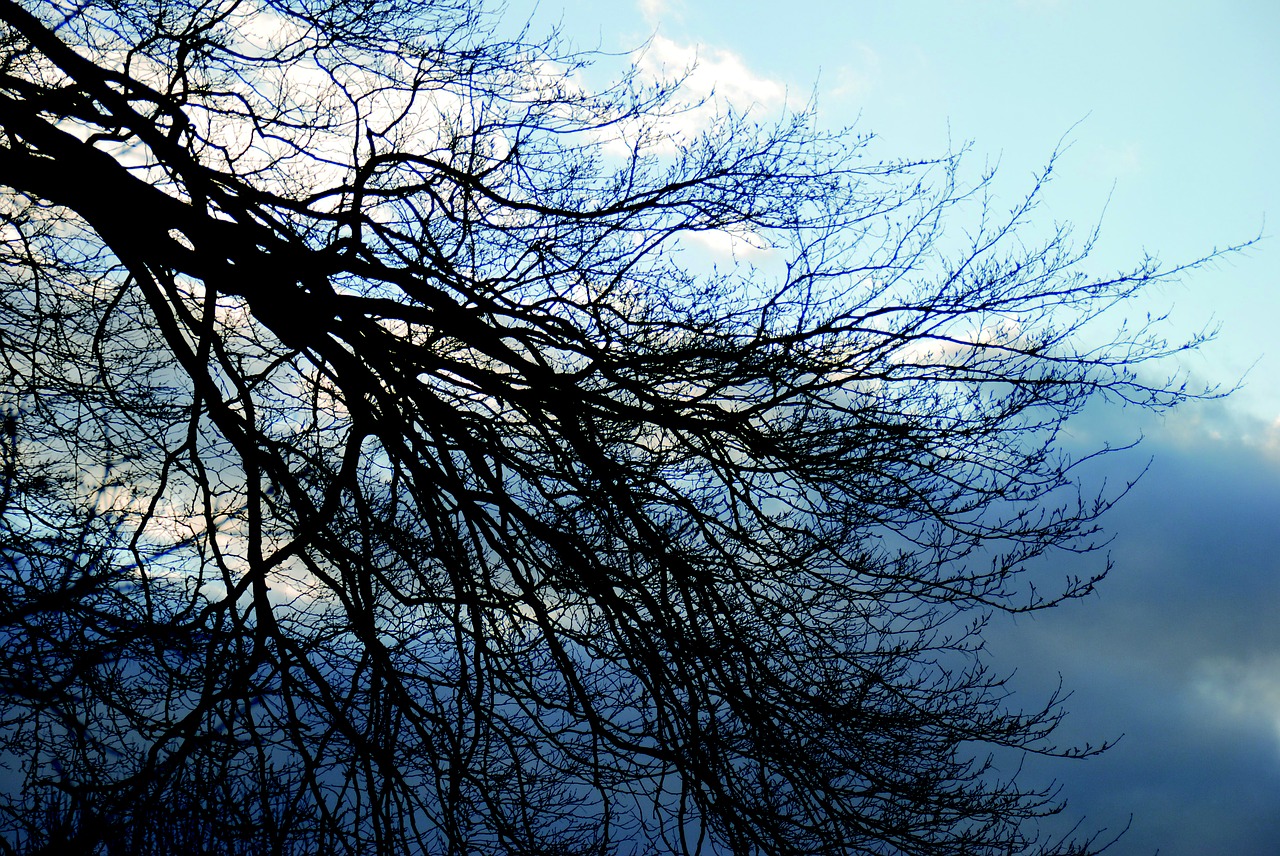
545;0;1278;415
521;1;1280;852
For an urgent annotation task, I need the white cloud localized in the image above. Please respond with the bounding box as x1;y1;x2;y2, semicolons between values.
1158;401;1280;464
1191;654;1280;753
637;0;672;25
596;33;786;165
683;225;773;260
1259;415;1280;461
887;315;1026;367
588;34;791;262
635;35;786;118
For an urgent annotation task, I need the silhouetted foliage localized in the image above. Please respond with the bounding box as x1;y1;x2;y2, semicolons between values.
0;1;1230;853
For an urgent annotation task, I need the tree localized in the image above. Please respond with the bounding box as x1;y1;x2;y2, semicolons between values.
0;1;1229;853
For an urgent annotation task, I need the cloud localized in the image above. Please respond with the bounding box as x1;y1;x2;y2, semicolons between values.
1261;415;1280;460
631;35;788;137
636;0;675;25
983;408;1280;855
597;35;789;261
829;44;882;102
1155;397;1280;463
682;226;773;261
1192;654;1280;751
1088;140;1143;178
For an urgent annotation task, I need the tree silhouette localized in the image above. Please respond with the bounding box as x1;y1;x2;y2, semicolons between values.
0;1;1232;853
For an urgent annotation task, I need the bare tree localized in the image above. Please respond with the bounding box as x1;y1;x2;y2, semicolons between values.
0;1;1234;853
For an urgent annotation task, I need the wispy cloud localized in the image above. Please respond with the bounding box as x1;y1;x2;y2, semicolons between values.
1089;140;1143;177
829;44;881;102
683;226;773;261
633;35;787;123
1192;654;1280;753
636;0;673;26
604;34;788;261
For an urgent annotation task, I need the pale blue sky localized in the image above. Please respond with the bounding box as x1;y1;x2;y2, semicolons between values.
540;0;1278;421
518;2;1280;853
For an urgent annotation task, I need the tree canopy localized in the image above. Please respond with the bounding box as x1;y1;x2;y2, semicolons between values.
0;1;1225;853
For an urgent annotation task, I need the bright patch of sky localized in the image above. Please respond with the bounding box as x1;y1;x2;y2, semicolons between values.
1192;653;1280;752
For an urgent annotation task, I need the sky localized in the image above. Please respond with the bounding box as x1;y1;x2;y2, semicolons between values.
518;2;1280;853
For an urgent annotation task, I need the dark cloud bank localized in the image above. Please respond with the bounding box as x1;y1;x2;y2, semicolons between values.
986;404;1280;855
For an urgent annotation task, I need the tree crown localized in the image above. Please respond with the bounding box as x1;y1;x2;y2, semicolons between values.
0;1;1237;854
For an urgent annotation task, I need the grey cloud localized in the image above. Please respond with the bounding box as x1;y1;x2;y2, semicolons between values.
983;405;1280;855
